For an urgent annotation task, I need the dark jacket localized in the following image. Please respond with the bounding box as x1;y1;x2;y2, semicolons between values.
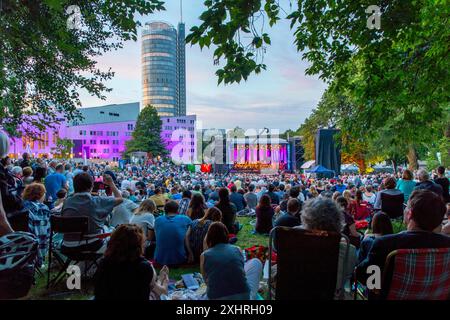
255;206;274;234
216;201;237;234
0;164;23;213
230;192;246;212
434;177;450;203
414;180;443;198
265;191;280;205
356;230;450;283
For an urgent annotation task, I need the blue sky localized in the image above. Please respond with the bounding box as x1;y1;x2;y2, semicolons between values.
78;0;327;132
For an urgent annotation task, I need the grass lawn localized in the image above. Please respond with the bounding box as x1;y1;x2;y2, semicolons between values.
26;216;269;300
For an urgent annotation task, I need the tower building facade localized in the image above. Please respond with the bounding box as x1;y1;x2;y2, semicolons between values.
142;21;186;116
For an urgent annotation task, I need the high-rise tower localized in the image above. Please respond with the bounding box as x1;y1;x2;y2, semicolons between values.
177;22;186;116
141;19;186;116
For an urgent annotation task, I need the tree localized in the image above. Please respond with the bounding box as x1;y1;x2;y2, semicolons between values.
124;105;167;158
51;137;74;158
0;0;164;138
189;1;450;169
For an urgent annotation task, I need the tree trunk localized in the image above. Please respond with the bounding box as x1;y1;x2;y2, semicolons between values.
407;146;418;170
391;159;397;173
356;157;366;174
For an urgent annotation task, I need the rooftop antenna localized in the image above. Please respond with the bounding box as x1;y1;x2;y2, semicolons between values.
180;0;183;23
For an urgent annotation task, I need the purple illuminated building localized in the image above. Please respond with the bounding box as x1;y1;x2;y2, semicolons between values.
7;102;197;162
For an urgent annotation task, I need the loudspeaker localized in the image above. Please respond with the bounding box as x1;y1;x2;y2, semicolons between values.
315;129;341;174
289;137;304;171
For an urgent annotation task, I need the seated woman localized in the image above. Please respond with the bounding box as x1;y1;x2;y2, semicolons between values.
348;190;371;220
186;206;222;263
130;199;156;259
255;194;274;234
94;224;169;300
335;196;361;246
302;198;357;299
215;187;238;234
396;169;416;203
373;177;404;211
362;185;376;206
22;183;51;265
187;193;207;220
358;212;393;263
271;198;357;300
200;222;262;300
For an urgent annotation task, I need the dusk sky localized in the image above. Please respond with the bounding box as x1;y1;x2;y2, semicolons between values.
78;0;328;132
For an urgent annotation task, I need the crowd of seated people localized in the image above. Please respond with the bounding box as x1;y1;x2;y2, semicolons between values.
0;137;449;300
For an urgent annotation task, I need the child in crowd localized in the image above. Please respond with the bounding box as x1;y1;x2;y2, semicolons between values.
51;188;67;213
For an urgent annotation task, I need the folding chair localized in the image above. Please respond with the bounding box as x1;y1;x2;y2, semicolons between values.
381;248;450;300
268;227;349;300
47;215;107;289
380;193;404;219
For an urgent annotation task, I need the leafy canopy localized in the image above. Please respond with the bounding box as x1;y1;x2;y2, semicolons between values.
0;0;164;137
187;1;449;168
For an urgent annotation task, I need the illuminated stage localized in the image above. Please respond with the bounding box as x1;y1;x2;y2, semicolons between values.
228;138;290;173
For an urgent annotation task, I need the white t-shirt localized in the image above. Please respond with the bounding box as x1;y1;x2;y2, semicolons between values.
130;212;155;236
110;199;138;227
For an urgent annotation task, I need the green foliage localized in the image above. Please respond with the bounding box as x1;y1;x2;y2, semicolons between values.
425;135;450;170
124;105;167;158
391;220;407;235
51;137;74;158
0;0;164;138
190;1;449;165
186;0;274;84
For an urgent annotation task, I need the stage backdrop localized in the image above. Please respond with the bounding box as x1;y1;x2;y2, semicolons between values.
315;129;341;175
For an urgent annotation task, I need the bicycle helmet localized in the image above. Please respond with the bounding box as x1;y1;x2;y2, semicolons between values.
0;232;38;299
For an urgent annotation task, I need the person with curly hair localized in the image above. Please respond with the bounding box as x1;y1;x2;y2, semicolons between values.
22;183;51;264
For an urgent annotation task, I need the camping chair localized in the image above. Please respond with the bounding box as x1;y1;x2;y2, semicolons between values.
380;193;404;219
268;227;350;300
47;215;108;289
380;248;450;300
